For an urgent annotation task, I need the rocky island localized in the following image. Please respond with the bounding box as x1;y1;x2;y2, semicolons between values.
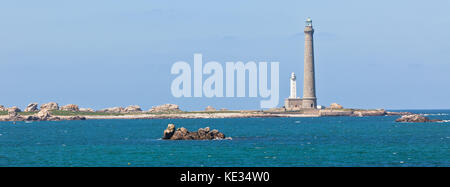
162;124;228;140
395;114;443;123
0;102;415;122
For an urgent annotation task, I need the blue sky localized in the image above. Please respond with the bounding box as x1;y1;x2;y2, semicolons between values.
1;0;449;110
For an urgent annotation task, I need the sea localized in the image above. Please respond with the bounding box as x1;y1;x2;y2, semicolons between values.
0;110;449;167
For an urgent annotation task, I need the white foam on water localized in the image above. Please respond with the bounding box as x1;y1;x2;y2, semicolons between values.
423;113;449;116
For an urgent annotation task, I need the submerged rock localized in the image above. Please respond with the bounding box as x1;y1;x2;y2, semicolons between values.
395;114;442;123
162;124;228;140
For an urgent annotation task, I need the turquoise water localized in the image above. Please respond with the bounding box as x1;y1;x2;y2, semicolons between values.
0;110;449;167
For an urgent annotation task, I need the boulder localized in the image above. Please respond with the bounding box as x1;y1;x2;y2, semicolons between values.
395;114;442;123
79;108;95;112
60;104;79;112
97;107;124;113
7;106;21;113
149;104;181;113
36;109;52;120
162;124;227;140
329;103;343;109
41;102;59;110
24;103;39;112
205;106;216;112
162;124;176;139
7;107;25;121
124;105;142;113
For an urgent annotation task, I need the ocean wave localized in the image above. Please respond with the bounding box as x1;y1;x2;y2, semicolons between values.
423;113;449;116
438;120;450;123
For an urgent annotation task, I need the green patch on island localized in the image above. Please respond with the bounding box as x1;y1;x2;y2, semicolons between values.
50;110;126;116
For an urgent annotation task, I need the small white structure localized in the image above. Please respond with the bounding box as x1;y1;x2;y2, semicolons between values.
316;105;325;109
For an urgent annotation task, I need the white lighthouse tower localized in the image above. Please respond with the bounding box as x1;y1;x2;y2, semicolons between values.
289;72;297;99
285;72;302;110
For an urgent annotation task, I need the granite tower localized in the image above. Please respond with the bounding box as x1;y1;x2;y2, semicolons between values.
302;17;317;109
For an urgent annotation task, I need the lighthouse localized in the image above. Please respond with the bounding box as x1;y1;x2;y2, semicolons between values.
302;17;317;109
284;17;318;111
289;72;297;99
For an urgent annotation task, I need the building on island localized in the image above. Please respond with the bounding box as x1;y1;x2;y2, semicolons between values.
285;17;318;110
284;72;302;110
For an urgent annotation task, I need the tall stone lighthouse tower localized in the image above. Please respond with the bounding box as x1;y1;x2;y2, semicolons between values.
302;17;317;109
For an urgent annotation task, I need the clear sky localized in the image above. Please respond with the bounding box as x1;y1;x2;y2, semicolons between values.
1;0;449;111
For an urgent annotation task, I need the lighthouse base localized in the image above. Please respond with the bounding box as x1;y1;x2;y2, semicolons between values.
284;98;303;111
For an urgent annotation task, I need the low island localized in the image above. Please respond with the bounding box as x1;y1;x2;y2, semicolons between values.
0;102;419;122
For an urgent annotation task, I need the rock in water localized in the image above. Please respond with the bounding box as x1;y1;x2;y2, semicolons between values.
24;103;39;112
41;102;59;110
395;114;442;123
162;124;227;140
163;124;176;139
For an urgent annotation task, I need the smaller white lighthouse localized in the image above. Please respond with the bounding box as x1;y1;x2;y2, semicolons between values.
285;72;302;110
289;72;297;99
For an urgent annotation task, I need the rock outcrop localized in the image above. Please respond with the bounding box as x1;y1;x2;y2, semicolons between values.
7;106;21;113
329;103;343;109
319;109;352;116
149;104;181;113
8;108;23;121
25;109;85;121
60;104;80;112
205;106;216;112
26;109;60;121
162;124;228;140
353;109;386;117
395;114;442;123
124;105;142;113
41;102;59;110
24;103;39;112
386;111;413;116
97;107;124;113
